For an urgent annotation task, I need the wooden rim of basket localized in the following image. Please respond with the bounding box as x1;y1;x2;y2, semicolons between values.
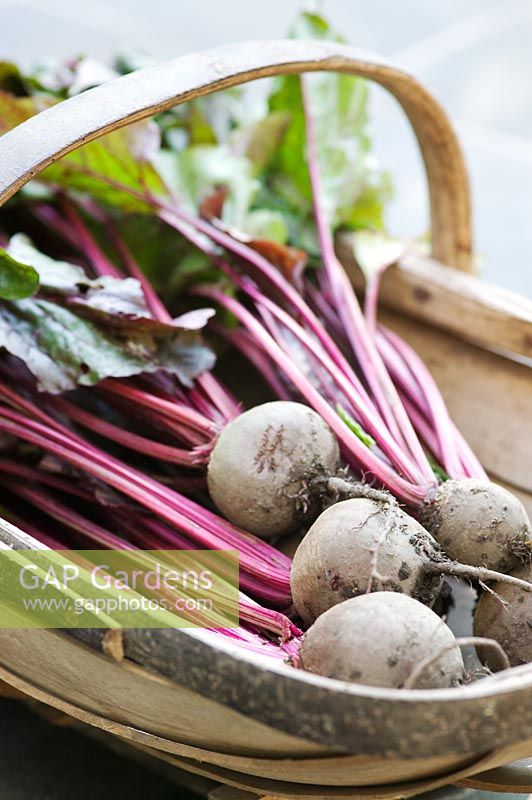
0;39;472;271
0;660;530;797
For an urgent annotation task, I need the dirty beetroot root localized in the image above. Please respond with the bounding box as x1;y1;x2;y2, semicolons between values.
300;593;464;689
207;401;340;538
474;562;532;669
291;498;443;625
423;479;531;572
291;498;532;626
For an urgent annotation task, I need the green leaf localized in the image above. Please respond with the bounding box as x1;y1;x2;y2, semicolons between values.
154;85;250;153
268;76;311;210
0;91;168;212
0;61;28;95
41;122;168;212
7;234;89;290
0;10;392;314
264;9;391;245
0;247;39;300
243;210;288;244
428;457;450;483
165;144;258;229
230;111;291;175
0;296;214;393
337;404;376;448
0;298;211;393
186;104;218;146
289;9;339;39
112;215;216;294
0;89;38;135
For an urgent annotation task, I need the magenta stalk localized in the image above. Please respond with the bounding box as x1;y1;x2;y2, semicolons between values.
4;479;299;640
300;75;435;486
194;284;428;505
0;391;292;602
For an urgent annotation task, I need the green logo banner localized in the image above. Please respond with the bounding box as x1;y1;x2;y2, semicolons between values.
0;549;239;629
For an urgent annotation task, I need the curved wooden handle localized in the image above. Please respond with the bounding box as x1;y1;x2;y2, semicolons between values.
0;40;472;271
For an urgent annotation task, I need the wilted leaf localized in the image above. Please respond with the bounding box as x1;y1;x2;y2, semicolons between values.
199;195;307;285
0;297;214;393
246;239;308;287
199;186;229;222
170;308;216;330
7;235;215;333
0;237;215;392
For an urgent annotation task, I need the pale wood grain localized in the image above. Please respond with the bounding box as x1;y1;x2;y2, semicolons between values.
0;652;529;797
107;736;532;799
457;757;532;793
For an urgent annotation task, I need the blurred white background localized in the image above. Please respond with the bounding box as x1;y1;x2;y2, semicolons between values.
2;0;531;295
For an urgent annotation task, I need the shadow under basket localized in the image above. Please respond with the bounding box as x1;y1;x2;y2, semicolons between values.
0;38;531;800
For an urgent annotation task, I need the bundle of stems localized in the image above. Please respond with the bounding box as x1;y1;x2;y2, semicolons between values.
145;77;485;510
0;326;303;659
1;188;316;659
25;85;479;515
36;173;481;519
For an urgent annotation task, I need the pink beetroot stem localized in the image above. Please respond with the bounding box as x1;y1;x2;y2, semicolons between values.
4;479;299;640
234;270;428;485
0;384;292;602
194;284;427;505
300;75;435;488
376;327;486;480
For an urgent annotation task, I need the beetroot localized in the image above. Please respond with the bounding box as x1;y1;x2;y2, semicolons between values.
424;479;531;572
291;497;443;625
291;497;532;625
474;562;532;669
208;401;339;538
300;593;464;689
